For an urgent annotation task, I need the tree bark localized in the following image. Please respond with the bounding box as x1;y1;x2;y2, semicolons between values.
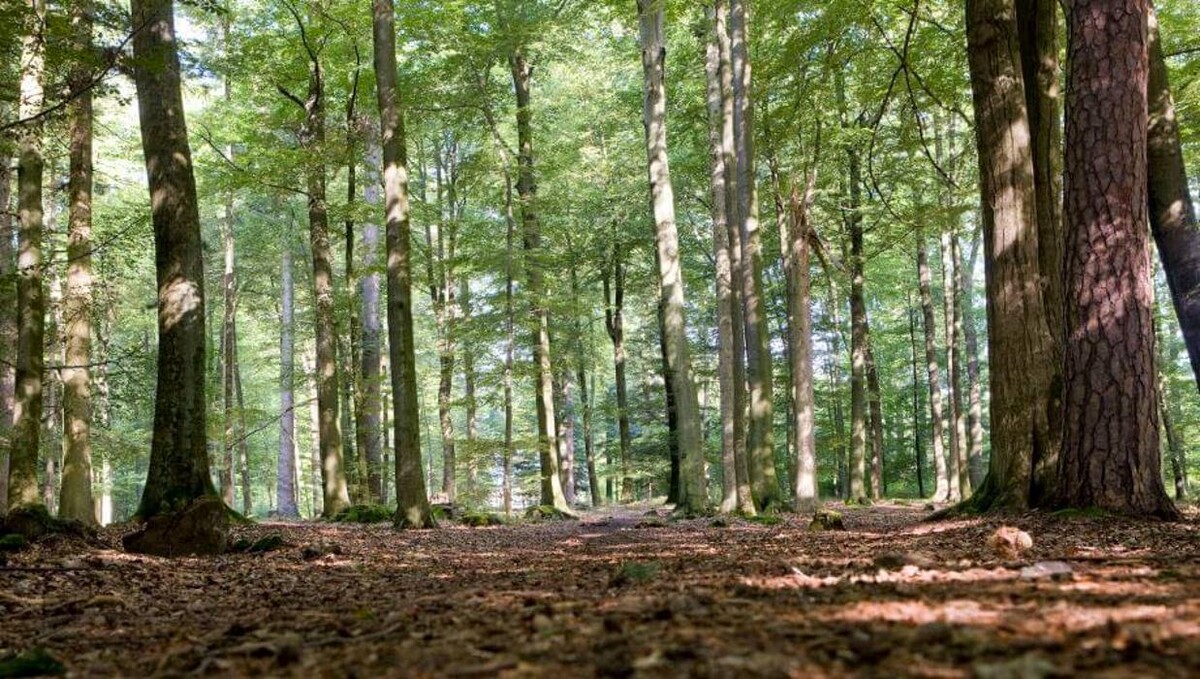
358;123;383;503
964;0;1061;511
729;0;778;510
604;248;634;502
8;0;46;512
917;233;950;502
276;227;299;518
866;338;885;499
59;0;96;525
941;231;965;501
785;177;819;511
908;302;926;498
509;50;569;512
372;0;434;528
1055;0;1177;518
1146;4;1200;393
960;233;985;489
129;0;220;522
0;109;13;515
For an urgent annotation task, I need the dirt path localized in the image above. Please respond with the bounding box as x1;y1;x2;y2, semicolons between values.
3;504;1199;677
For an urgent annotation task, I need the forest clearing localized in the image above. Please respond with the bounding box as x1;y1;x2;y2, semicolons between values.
3;0;1200;674
4;504;1200;676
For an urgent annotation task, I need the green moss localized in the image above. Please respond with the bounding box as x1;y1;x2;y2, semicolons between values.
610;560;662;587
459;512;505;527
523;505;577;521
0;534;28;552
332;504;394;524
743;513;783;526
0;648;65;677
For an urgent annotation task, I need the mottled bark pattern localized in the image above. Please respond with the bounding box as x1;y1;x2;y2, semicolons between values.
1056;0;1176;518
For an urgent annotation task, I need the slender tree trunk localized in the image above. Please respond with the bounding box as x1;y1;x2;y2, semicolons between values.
557;368;577;506
276;228;299;518
372;0;434;528
128;0;220;527
59;0;96;525
960;233;985;488
8;0;46;512
305;351;322;517
604;250;634;502
233;337;251;515
866;339;885;499
917;234;950;502
220;189;237;508
502;172;516;517
941;231;968;500
785;177;819;511
43;196;61;515
826;278;848;499
356;125;383;503
1156;312;1189;501
0;112;13;515
509;50;569;512
656;300;681;505
729;0;778;510
705;1;739;513
461;277;479;501
1147;5;1200;392
908;303;926;498
846;148;869;504
1055;0;1177;518
578;363;599;507
964;0;1061;510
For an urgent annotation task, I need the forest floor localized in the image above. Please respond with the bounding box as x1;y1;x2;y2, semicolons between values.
2;502;1199;678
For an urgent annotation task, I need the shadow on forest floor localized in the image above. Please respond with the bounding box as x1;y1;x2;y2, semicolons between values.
2;502;1199;677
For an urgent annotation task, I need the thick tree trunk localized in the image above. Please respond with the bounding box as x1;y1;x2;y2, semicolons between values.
8;0;46;512
372;0;434;528
1055;0;1177;518
729;0;778;510
964;0;1061;511
128;0;220;525
509;50;569;512
276;230;299;518
1147;5;1200;392
917;234;950;502
604;251;634;502
59;0;96;525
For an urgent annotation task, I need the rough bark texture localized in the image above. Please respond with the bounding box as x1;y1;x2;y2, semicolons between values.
1055;0;1177;518
964;0;1061;511
8;0;46;512
276;230;299;518
638;0;707;514
59;0;97;525
372;0;434;528
1147;4;1200;392
729;0;779;510
1016;0;1066;352
510;50;569;513
129;0;220;525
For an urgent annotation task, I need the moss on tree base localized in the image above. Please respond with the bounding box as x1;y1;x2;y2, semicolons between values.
122;497;229;557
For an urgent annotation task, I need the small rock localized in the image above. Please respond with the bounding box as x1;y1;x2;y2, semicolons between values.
987;526;1033;561
1019;561;1074;581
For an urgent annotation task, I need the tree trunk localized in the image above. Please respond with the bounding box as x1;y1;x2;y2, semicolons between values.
372;0;434;528
233;338;252;515
960;233;985;489
557;368;577;506
917;233;950;502
1055;0;1177;518
908;303;926;498
941;231;968;500
220;184;237;508
964;0;1061;511
0;112;13;515
502;170;516;517
578;363;599;507
59;0;96;525
1147;5;1200;393
128;0;220;527
866;338;885;499
705;1;740;514
656;301;681;506
846;146;869;505
729;0;778;510
604;249;634;502
8;0;46;512
785;177;819;512
461;277;479;502
359;125;383;503
509;50;569;512
276;228;299;518
1156;312;1189;501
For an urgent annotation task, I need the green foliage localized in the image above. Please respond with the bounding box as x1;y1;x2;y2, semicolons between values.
0;648;65;678
332;505;394;524
459;511;506;527
523;505;577;521
609;560;662;587
0;534;28;552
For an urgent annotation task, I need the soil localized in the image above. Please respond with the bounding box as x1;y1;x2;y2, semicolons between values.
2;503;1199;677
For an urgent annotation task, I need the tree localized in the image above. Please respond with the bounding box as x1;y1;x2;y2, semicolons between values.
125;0;224;552
1147;3;1200;392
7;0;46;512
59;0;97;525
372;0;434;528
636;0;706;515
277;223;299;518
784;176;819;512
1054;0;1178;518
963;0;1061;511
